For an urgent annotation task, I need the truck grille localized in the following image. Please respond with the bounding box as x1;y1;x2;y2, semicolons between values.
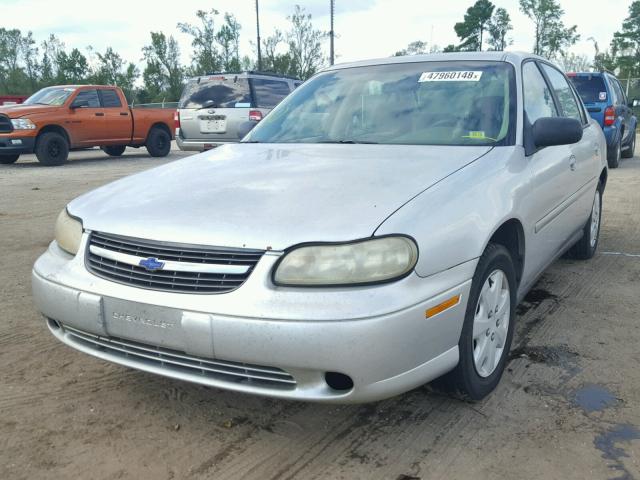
86;231;264;294
61;323;296;389
0;115;13;133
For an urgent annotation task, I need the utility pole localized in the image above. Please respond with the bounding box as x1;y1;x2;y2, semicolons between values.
329;0;335;65
256;0;262;71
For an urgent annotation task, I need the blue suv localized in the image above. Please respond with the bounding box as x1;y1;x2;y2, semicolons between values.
568;71;637;168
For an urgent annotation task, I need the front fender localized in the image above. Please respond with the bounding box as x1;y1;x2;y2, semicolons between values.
375;147;529;278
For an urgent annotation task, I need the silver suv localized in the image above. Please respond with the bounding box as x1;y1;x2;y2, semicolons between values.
176;72;300;151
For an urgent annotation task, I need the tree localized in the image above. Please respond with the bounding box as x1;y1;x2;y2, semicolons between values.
557;53;591;72
0;28;25;93
487;8;513;51
611;1;640;77
216;13;242;72
454;0;495;51
178;9;222;75
519;0;579;58
21;32;40;91
89;47;138;101
261;30;296;76
41;34;64;86
394;40;428;56
286;5;326;80
142;32;184;101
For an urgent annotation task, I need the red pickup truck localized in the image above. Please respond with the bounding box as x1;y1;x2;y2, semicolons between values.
0;85;175;166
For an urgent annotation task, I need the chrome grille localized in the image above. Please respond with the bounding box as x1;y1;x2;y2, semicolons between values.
86;232;264;294
0;115;12;133
62;324;296;388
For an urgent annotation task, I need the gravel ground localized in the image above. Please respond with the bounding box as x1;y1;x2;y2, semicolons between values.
1;144;639;480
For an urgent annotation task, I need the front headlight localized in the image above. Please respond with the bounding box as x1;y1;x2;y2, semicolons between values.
11;118;36;130
273;236;418;286
55;209;83;255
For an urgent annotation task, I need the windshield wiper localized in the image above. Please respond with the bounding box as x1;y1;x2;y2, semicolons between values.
317;140;379;144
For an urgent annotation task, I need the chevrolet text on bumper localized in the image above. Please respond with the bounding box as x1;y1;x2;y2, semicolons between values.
33;52;607;403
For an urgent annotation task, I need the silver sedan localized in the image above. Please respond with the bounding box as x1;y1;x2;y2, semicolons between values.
32;52;607;403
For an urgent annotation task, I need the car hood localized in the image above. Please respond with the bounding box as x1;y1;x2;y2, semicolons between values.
0;104;58;117
69;143;492;250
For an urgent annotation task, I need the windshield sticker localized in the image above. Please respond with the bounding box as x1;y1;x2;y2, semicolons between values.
235;102;251;108
462;131;497;141
599;91;607;101
419;71;483;82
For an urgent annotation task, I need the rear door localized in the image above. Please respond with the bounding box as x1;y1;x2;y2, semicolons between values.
569;74;608;126
98;88;132;145
67;89;105;146
178;76;252;144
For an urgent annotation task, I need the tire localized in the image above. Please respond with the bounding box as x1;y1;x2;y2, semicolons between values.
145;127;171;157
35;132;69;166
439;243;517;401
566;183;602;260
607;137;621;168
622;130;636;159
102;145;127;157
0;154;19;164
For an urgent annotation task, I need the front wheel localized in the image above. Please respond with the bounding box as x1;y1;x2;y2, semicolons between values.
566;184;602;260
440;243;516;401
145;128;171;157
0;154;19;164
102;145;127;157
622;131;636;159
35;132;69;166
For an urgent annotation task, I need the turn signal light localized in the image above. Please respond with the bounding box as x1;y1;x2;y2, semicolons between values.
173;111;180;130
425;295;461;319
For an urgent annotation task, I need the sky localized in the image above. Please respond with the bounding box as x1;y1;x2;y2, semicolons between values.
1;0;632;68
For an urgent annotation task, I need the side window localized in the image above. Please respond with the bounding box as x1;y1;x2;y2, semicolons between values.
612;78;626;106
540;64;582;122
74;89;100;108
100;89;122;108
522;62;558;124
251;79;291;108
607;77;619;105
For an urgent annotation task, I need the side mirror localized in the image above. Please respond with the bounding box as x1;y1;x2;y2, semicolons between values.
532;117;583;149
630;99;640;108
70;99;89;109
237;120;258;139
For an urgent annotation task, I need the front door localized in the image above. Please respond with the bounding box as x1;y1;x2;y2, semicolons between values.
67;89;105;146
98;89;131;145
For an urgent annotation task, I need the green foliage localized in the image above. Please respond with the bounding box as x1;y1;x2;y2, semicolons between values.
454;0;495;51
487;8;513;51
142;32;184;102
611;1;640;77
519;0;579;58
88;47;139;102
394;40;428;56
178;9;223;75
286;5;326;79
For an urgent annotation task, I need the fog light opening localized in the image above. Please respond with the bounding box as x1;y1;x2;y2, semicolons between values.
325;372;354;391
47;318;61;330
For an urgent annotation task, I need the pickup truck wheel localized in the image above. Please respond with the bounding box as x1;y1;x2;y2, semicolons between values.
566;183;602;260
438;243;516;401
102;145;127;157
0;154;19;164
622;131;636;159
607;138;621;168
146;128;171;157
35;132;69;166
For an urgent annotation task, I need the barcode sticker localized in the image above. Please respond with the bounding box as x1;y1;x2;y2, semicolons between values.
419;71;483;82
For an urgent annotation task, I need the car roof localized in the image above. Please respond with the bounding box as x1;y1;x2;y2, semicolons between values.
324;51;551;72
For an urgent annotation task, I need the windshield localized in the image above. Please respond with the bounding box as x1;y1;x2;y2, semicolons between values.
247;61;515;146
179;77;251;109
568;75;607;104
24;87;76;106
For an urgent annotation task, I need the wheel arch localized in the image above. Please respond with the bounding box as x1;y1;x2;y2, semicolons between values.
600;167;608;191
37;124;71;146
485;218;525;286
146;122;171;143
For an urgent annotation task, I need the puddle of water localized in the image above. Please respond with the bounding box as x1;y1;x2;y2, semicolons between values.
594;423;640;480
516;288;558;316
572;384;618;413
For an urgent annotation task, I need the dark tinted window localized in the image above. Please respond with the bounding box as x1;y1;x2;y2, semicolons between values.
75;89;100;108
100;89;122;108
251;79;291;108
569;75;607;104
610;77;625;105
179;77;251;109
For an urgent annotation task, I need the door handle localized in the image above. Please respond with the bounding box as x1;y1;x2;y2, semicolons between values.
95;112;104;117
120;112;129;116
569;155;577;171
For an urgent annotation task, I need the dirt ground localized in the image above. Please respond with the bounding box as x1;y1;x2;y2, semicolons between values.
1;144;639;480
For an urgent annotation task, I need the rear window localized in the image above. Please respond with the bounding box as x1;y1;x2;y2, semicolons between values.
179;77;251;109
569;75;607;104
100;89;122;108
251;79;291;108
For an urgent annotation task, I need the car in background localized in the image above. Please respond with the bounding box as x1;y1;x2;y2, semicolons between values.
568;71;637;168
33;52;607;403
0;85;175;166
176;71;301;151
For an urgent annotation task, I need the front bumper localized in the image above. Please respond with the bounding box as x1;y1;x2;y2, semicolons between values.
0;135;35;155
32;237;475;403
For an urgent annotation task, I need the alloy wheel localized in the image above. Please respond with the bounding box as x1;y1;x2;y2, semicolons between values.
590;190;601;248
